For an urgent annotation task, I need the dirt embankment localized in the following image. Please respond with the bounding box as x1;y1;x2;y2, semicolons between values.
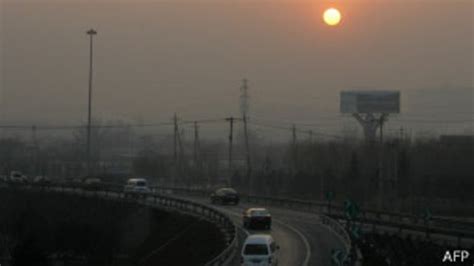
0;188;226;266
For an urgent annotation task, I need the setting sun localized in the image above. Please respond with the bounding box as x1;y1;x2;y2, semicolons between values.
323;8;341;26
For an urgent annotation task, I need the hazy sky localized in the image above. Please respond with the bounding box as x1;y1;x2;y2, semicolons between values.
1;0;473;138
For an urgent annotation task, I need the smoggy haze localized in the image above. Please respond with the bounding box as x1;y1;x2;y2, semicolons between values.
1;0;473;138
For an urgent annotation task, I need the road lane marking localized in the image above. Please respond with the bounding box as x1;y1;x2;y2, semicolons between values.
171;194;312;265
273;219;311;266
223;209;311;266
319;219;351;253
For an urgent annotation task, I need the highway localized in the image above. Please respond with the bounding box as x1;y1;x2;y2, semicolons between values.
174;194;347;266
48;186;347;266
49;185;474;266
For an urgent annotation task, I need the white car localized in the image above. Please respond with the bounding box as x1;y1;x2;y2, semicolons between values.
241;234;279;266
9;171;28;184
124;178;150;197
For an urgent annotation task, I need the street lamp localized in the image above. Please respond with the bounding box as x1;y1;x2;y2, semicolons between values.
86;28;97;177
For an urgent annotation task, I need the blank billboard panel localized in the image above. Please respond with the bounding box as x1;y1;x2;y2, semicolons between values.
340;91;400;113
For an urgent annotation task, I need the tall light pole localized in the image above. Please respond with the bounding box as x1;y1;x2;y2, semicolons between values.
86;29;97;177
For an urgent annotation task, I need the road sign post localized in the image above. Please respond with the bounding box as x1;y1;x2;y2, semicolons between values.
423;208;432;238
326;191;334;214
350;223;362;240
344;200;360;221
331;249;343;266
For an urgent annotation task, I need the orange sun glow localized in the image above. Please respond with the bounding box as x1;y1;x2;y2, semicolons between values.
323;8;342;26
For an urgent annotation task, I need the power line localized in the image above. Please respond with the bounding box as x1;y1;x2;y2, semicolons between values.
254;114;474;125
247;120;345;139
390;119;474;124
1;115;470;135
0;123;175;130
180;118;227;125
252;116;341;127
0;118;228;131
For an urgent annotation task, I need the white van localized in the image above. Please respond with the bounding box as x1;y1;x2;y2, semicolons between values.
124;178;150;197
241;234;279;266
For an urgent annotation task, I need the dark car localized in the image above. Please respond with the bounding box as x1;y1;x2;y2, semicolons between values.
243;208;272;230
82;177;102;191
210;188;239;205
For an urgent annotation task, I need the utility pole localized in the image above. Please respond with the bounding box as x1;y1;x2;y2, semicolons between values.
178;128;184;183
193;121;200;187
378;114;387;208
127;125;133;174
241;79;252;194
178;128;184;163
173;113;178;165
292;124;297;147
173;113;179;185
193;121;199;167
379;114;387;144
226;117;235;184
31;125;38;175
86;28;97;177
243;114;251;192
31;125;37;147
292;124;297;172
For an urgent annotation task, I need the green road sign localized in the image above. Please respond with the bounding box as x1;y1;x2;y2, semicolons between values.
331;249;343;266
344;200;360;220
350;224;362;240
423;208;432;222
325;191;334;201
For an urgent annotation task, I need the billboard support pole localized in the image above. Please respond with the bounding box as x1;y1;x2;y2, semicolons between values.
341;91;399;208
352;113;388;144
341;90;399;143
353;112;389;208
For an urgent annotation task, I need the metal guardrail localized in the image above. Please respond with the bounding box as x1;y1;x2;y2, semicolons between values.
23;183;238;266
320;214;353;265
150;185;474;246
21;182;474;264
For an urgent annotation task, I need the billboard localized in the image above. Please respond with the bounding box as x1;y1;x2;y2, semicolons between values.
340;91;400;113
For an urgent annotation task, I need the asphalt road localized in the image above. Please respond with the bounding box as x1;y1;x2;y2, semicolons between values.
175;194;347;266
53;187;346;266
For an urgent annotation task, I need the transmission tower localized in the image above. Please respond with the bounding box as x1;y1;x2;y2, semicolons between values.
240;79;252;193
240;78;250;118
